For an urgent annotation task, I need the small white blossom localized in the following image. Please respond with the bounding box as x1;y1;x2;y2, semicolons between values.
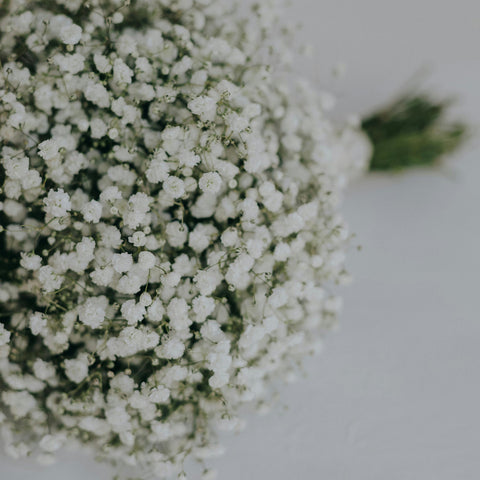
121;300;146;325
149;386;170;403
78;296;108;329
38;266;63;292
29;312;47;336
38;139;59;161
84;82;110;108
81;200;102;223
129;231;146;247
20;253;42;271
33;359;56;381
139;292;152;307
59;24;82;45
112;253;133;274
163;176;185;199
147;299;165;323
167;298;191;331
188;94;218;122
43;189;71;218
158;337;185;359
64;354;89;383
0;324;11;346
2;391;36;418
90;266;114;286
39;434;65;453
90;118;108;138
199;172;222;194
138;251;156;270
93;53;112;73
53;53;84;74
192;296;216;323
221;228;239;247
113;59;134;86
166;221;188;247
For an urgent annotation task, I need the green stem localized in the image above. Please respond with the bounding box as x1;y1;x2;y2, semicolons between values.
362;93;469;171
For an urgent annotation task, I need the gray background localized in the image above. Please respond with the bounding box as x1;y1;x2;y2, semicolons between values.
2;0;480;478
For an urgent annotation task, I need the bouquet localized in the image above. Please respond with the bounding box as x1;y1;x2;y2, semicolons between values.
0;0;466;478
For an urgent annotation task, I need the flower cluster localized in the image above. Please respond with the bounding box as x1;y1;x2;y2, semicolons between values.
0;0;370;478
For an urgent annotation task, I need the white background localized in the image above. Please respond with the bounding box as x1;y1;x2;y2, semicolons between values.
2;0;480;479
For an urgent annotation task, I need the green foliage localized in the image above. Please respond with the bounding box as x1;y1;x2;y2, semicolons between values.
362;94;468;171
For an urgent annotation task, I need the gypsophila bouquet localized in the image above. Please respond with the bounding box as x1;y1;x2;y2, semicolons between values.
0;0;371;478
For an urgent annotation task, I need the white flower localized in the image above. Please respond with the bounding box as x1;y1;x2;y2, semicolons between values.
29;312;47;336
200;320;225;343
139;292;152;307
0;324;11;346
81;200;102;223
113;59;133;86
158;337;185;359
99;186;122;204
22;170;42;190
105;406;131;433
273;242;291;261
225;253;254;289
151;421;172;442
116;274;143;295
90;118;108;138
163;176;185;198
177;150;200;168
146;157;170;183
99;224;122;248
93;53;112;73
149;386;170;403
20;253;42;271
112;253;133;274
166;221;188;247
129;231;146;247
209;372;229;389
123;192;152;229
167;298;191;331
43;189;71;217
268;287;288;309
199;172;222;194
240;197;259;221
192;295;216;323
194;269;222;296
33;359;56;381
78;296;108;329
59;24;82;45
106;326;159;358
147;299;165;323
38;266;63;292
84;82;110;108
220;228;239;247
138;251;156;270
53;53;84;73
188;94;218;122
38;139;59;161
90;266;114;287
3;155;29;180
121;300;146;325
2;391;36;418
188;224;217;253
39;434;65;452
64;354;89;383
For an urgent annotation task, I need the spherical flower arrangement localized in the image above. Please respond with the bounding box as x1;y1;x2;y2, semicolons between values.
0;0;370;478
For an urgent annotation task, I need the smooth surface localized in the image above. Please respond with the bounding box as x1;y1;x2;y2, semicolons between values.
2;1;480;479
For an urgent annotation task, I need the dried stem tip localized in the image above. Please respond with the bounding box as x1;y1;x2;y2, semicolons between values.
362;94;468;171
